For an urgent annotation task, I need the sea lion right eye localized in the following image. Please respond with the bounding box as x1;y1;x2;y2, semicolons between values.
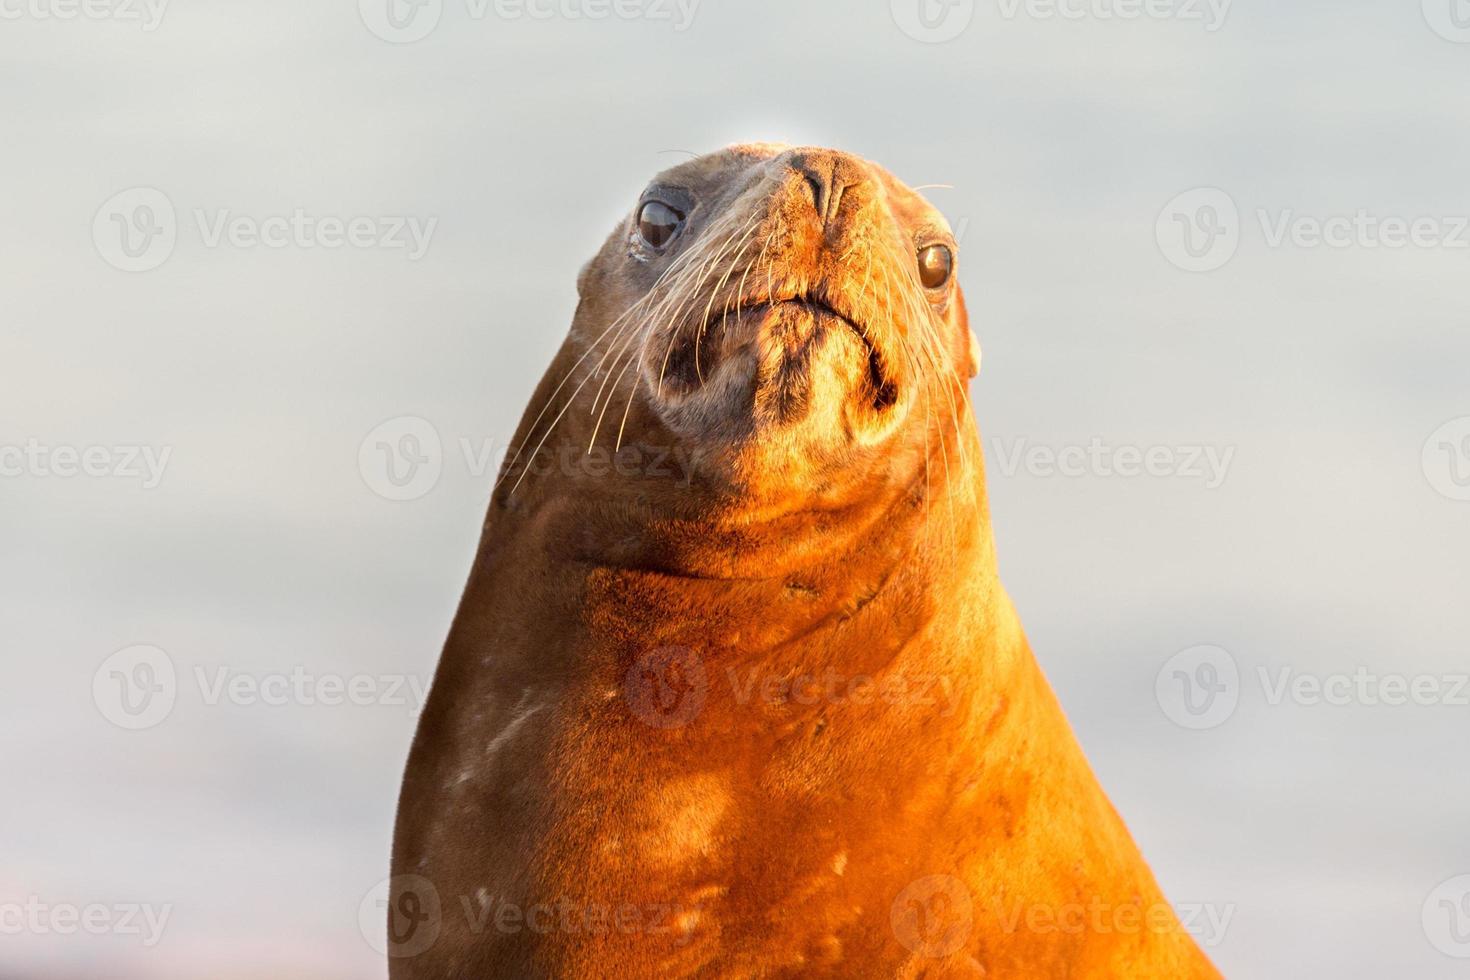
918;244;954;290
638;200;685;249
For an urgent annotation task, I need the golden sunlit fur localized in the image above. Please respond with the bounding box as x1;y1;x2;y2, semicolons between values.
390;144;1221;978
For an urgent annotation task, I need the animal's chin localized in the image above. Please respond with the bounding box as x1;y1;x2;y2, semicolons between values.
650;297;900;420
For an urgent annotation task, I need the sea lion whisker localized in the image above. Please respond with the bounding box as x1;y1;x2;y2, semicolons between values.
581;209;750;454
693;216;765;382
585;229;732;427
494;293;660;492
593;212;735;426
655;212;762;394
653;243;734;393
497;214;742;489
905;281;972;482
608;217;750;453
875;262;934;536
504;213;747;491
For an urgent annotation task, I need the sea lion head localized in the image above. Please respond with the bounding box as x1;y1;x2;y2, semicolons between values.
504;144;980;512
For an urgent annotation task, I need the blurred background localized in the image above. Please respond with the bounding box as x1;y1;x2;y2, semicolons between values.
4;0;1470;976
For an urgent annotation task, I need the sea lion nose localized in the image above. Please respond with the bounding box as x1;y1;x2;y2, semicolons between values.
787;149;868;232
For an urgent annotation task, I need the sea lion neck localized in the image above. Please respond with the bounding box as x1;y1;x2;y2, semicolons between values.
487;444;979;586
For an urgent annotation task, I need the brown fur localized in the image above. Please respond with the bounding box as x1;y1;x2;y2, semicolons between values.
389;144;1222;979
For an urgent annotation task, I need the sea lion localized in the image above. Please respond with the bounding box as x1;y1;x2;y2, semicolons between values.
389;144;1221;978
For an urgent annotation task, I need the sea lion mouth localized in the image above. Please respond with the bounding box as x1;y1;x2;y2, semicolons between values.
760;296;898;413
675;288;899;414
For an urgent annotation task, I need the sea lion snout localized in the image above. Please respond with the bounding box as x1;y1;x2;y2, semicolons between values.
633;146;939;467
494;144;974;504
783;147;872;237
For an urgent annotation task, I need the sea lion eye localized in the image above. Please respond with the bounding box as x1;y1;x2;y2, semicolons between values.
638;200;684;249
918;244;953;289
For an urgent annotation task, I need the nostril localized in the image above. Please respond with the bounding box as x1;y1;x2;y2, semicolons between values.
790;152;863;230
803;170;829;220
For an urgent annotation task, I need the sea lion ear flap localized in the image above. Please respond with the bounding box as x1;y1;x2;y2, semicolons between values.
956;286;982;379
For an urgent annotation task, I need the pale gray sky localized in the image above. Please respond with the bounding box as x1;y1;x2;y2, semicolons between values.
4;1;1470;977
